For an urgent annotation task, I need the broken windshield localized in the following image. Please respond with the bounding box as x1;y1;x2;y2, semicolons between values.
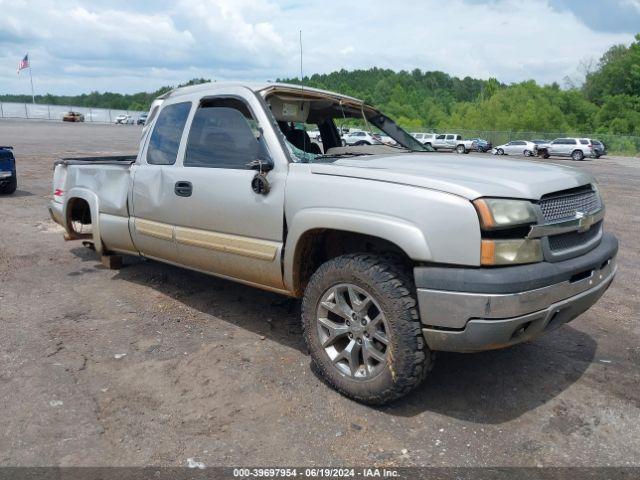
264;88;432;163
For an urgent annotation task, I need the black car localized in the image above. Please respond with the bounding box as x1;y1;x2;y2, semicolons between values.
592;140;606;157
137;113;148;125
0;146;17;194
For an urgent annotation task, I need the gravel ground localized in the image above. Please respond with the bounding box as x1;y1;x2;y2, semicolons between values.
0;120;638;468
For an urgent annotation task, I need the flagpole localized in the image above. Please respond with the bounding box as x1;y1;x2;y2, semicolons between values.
28;65;35;104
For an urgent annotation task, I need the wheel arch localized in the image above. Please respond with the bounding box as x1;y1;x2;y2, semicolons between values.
63;187;104;253
283;208;431;295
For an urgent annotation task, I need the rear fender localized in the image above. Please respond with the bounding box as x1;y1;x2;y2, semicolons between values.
64;187;103;254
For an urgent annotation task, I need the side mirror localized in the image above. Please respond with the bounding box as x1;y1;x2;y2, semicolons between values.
246;158;274;173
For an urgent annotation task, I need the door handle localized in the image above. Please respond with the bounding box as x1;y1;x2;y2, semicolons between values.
174;181;192;197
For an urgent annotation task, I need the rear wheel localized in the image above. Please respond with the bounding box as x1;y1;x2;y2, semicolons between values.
572;150;585;161
302;254;433;405
456;144;467;154
477;146;485;153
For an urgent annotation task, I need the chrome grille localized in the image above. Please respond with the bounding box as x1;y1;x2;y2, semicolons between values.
548;222;602;252
539;185;601;222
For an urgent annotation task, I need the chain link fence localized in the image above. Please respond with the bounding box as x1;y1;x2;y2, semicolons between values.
0;102;146;123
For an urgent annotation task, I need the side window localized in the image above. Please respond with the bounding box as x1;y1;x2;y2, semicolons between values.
579;139;588;145
147;102;191;165
436;134;445;139
184;97;268;169
456;135;462;140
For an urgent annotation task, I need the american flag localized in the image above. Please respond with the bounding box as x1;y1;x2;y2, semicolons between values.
17;53;29;74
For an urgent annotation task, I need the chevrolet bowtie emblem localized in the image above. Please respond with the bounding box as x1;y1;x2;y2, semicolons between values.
576;211;594;232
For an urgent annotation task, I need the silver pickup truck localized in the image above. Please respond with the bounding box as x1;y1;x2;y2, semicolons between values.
49;82;618;404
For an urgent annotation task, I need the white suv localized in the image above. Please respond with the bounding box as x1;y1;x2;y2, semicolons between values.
537;138;596;161
411;132;437;146
343;131;381;146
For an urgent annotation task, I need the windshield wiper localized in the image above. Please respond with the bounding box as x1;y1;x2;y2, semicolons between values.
312;152;373;160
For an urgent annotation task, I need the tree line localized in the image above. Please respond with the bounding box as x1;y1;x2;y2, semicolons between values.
2;35;638;153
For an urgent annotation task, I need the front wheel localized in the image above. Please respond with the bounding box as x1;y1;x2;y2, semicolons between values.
524;149;532;157
302;254;433;405
497;148;504;155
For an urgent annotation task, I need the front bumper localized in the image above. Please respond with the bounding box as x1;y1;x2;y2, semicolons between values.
415;233;618;352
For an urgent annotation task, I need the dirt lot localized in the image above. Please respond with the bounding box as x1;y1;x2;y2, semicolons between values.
0;120;639;467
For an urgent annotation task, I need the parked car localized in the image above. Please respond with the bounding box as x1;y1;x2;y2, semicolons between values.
411;133;437;147
0;146;17;194
115;114;134;125
592;140;606;157
307;129;322;142
536;138;597;161
432;134;476;154
343;130;381;145
493;140;537;156
531;139;551;147
50;81;617;405
470;138;492;153
375;133;397;146
62;111;85;122
137;113;148;125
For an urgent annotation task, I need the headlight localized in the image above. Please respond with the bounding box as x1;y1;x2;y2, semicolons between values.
474;198;542;265
473;198;537;229
481;239;543;266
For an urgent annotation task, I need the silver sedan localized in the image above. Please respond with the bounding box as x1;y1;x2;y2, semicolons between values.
493;140;537;156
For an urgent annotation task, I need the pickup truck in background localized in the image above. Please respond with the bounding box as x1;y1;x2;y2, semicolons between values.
50;82;618;404
0;146;17;194
431;133;476;153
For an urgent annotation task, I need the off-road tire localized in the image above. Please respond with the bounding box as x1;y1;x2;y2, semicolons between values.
302;253;434;404
0;176;17;194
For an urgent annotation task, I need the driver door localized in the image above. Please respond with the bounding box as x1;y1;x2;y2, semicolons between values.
170;93;288;291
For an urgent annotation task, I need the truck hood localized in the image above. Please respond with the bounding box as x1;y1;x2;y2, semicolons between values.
309;153;595;200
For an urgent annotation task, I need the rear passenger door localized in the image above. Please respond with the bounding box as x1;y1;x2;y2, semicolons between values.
131;100;192;262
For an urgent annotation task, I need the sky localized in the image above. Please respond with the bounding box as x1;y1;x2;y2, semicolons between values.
0;0;638;96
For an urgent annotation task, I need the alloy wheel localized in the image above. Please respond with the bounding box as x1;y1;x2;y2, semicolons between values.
316;283;389;380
